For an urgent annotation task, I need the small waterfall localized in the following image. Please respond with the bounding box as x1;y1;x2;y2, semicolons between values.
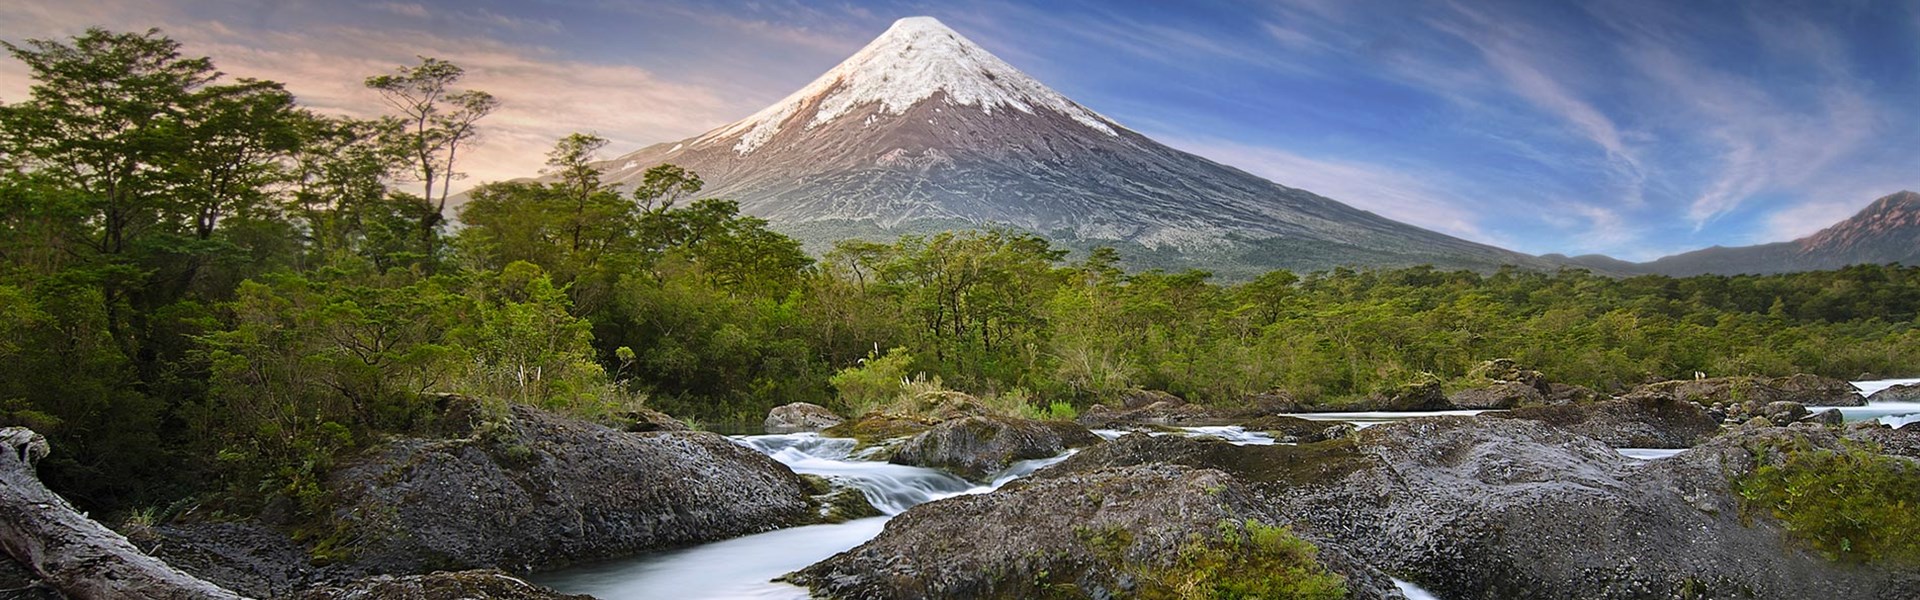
536;432;1077;599
1394;578;1444;600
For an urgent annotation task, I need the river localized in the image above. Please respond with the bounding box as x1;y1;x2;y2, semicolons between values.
535;378;1918;599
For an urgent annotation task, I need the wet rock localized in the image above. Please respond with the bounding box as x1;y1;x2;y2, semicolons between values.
1762;401;1810;426
1627;375;1864;407
821;412;939;444
1847;425;1920;460
327;405;815;575
1545;382;1601;404
146;521;314;598
1867;383;1920;403
1361;379;1450;412
1447;381;1544;410
1115;388;1183;410
764;402;844;434
1240;415;1358;443
1024;417;1910;599
1468;359;1549;390
789;463;1404;600
1800;408;1844;427
618;406;689;433
1494;395;1721;448
285;569;589;600
1076;394;1291;428
890;416;1100;481
1770;374;1867;407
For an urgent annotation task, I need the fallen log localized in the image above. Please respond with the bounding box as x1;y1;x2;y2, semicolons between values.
0;427;248;600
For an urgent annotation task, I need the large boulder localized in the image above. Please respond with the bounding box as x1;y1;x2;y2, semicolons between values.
142;521;314;598
1076;392;1293;428
1361;379;1450;412
1627;375;1864;407
763;402;843;433
1240;415;1359;444
1014;417;1912;599
890;416;1100;481
325;405;816;575
1447;381;1545;410
788;462;1404;599
1769;374;1868;407
286;570;589;600
1494;395;1722;448
1867;383;1920;403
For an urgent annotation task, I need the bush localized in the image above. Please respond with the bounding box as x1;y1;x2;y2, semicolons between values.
1738;441;1920;564
829;347;915;414
1136;520;1348;600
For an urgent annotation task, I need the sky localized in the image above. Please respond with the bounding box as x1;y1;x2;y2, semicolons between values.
3;0;1918;261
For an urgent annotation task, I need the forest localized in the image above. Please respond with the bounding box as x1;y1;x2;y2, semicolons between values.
4;28;1920;522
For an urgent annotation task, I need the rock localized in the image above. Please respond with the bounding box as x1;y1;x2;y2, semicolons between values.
1075;393;1291;428
1020;417;1910;599
821;412;939;444
1362;378;1449;411
285;569;590;600
1846;426;1920;460
788;462;1404;600
1762;401;1810;426
1467;359;1548;389
1800;408;1844;427
1744;415;1775;428
1240;415;1357;444
1627;375;1865;407
147;521;313;598
327;405;815;575
1867;383;1920;403
1494;396;1721;448
1769;374;1867;407
1446;381;1544;410
764;402;843;433
890;416;1100;481
1115;388;1183;410
1545;382;1601;404
618;406;689;432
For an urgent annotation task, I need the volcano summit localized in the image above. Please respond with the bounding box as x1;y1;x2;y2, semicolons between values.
591;16;1554;276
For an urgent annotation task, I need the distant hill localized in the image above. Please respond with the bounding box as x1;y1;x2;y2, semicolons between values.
1599;191;1920;276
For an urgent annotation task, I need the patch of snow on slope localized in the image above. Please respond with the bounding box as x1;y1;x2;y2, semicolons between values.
709;16;1116;155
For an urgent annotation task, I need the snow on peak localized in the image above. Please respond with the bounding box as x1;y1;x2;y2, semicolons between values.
703;16;1118;154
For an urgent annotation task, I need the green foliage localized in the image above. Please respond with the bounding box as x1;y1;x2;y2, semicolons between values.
1085;520;1348;600
1737;440;1920;564
829;347;916;415
1142;520;1348;600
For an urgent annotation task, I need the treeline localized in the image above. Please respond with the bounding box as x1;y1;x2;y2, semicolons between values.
3;29;1920;518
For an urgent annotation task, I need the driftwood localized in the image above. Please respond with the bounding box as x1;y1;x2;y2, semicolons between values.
0;427;248;600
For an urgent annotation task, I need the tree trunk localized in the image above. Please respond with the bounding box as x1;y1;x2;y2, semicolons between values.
0;428;250;600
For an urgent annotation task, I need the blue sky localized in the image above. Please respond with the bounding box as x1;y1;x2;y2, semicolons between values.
3;0;1918;260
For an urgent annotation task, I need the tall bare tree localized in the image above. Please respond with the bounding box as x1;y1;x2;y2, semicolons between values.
364;57;497;240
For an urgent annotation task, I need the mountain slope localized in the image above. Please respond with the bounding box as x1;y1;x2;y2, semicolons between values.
589;16;1556;277
1628;191;1920;276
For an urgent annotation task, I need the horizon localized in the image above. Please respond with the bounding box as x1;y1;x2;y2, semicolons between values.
4;1;1917;261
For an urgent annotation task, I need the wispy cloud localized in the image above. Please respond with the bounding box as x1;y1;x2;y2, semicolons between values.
0;0;749;193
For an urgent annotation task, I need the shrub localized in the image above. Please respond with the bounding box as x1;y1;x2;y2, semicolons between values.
829;347;916;414
1737;440;1920;564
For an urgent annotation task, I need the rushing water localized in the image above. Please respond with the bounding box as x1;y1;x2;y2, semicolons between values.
538;379;1918;599
535;432;1074;599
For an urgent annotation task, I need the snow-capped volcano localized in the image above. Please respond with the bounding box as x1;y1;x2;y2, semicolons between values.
705;16;1116;155
594;16;1554;275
